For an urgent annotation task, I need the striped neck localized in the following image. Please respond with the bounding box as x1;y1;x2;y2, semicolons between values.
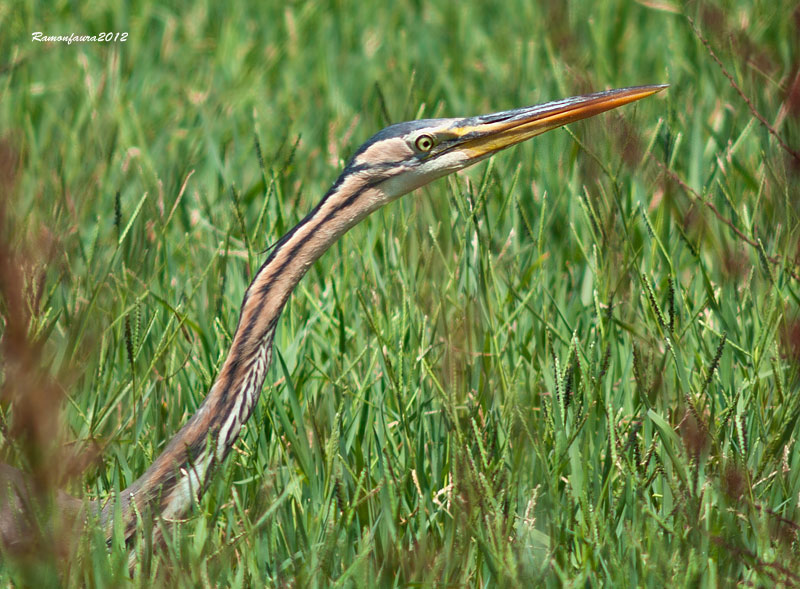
104;168;392;538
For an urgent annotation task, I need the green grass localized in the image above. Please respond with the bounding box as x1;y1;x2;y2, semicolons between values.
2;0;799;585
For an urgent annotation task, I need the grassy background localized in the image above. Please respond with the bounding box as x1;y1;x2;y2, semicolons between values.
2;0;800;585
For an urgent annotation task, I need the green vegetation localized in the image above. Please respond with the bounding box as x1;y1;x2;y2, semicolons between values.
2;0;799;585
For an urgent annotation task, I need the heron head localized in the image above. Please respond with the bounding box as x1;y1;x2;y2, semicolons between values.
341;84;667;201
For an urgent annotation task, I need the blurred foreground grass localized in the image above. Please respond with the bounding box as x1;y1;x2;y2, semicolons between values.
1;0;799;585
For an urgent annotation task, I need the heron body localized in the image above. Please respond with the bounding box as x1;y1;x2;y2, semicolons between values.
1;84;666;548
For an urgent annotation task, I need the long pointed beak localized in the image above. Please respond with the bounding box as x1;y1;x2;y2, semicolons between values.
450;84;667;160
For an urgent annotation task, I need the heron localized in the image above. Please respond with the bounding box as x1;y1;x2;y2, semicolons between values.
0;84;666;551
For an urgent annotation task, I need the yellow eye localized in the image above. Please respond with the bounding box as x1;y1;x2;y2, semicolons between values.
414;134;435;152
